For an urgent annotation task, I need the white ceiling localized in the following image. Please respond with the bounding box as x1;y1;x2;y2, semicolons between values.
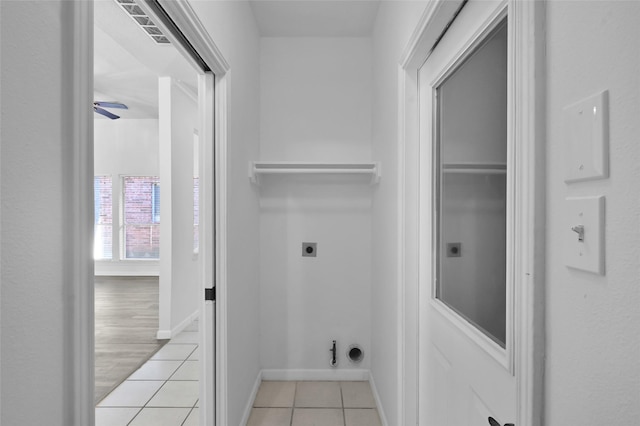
94;0;197;119
249;0;381;37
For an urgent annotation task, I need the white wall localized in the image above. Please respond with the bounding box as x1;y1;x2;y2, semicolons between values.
260;38;372;162
187;2;262;425
1;2;84;424
544;1;640;424
94;119;160;276
260;179;372;372
370;2;428;425
258;38;373;374
0;2;3;420
158;77;199;337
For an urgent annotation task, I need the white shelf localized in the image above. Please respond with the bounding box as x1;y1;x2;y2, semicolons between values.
442;163;506;174
249;161;381;184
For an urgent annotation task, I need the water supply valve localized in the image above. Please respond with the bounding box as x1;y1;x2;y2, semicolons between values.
329;340;337;367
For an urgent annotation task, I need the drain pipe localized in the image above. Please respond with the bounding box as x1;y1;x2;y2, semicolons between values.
329;340;337;367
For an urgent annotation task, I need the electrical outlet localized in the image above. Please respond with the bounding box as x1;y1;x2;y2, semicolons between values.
302;242;317;257
446;242;462;257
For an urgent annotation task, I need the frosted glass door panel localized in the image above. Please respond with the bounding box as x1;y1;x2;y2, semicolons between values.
436;22;508;347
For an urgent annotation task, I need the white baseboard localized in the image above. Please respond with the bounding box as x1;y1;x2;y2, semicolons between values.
261;369;370;382
94;261;159;277
368;372;388;426
156;330;171;339
240;370;263;426
156;310;199;340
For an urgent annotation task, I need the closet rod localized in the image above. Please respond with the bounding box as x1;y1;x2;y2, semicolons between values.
249;161;381;184
442;163;506;174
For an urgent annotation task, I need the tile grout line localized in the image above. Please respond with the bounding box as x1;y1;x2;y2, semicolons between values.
290;381;297;426
179;404;197;426
123;342;198;425
166;356;190;381
125;407;144;426
341;382;346;426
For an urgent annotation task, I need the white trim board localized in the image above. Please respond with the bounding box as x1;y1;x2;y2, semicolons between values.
240;371;263;426
70;2;95;425
368;371;389;426
94;261;159;277
156;310;199;340
135;2;231;425
261;369;370;382
155;0;230;75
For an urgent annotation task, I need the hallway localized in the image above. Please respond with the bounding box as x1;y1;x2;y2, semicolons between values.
96;322;199;426
1;1;639;426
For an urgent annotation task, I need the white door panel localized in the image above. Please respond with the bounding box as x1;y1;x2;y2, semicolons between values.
429;309;516;425
419;1;516;425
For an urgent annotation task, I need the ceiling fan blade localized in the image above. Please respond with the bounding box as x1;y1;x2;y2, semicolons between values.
94;106;120;120
94;101;128;109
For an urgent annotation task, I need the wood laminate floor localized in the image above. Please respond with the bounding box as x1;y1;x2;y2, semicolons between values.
95;276;168;404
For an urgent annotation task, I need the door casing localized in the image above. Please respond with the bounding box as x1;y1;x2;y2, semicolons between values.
68;1;230;424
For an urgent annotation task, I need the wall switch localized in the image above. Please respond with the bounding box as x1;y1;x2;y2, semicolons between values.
565;196;605;275
563;90;609;183
302;242;317;257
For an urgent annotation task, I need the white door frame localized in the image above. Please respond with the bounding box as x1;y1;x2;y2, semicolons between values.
398;1;546;425
69;1;230;424
151;3;230;425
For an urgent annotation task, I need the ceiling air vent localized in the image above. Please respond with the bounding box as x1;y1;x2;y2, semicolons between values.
113;0;170;45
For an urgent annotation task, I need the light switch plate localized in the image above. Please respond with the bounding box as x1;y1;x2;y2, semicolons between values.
563;90;609;183
565;196;605;275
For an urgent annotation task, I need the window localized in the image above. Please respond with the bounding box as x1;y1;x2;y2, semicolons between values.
152;182;160;224
193;132;199;252
94;176;113;260
123;176;160;259
434;21;508;347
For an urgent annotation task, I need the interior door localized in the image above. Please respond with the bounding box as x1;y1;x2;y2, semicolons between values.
419;2;516;425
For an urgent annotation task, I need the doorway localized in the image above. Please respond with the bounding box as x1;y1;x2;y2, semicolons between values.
90;1;224;425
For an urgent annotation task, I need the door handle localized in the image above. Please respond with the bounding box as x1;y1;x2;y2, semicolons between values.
488;417;514;426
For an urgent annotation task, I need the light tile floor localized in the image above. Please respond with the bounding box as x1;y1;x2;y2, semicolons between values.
247;380;382;426
96;322;200;426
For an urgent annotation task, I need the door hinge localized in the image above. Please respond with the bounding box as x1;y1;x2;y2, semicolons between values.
205;287;215;301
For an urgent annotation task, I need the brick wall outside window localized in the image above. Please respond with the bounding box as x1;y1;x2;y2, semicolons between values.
123;176;160;259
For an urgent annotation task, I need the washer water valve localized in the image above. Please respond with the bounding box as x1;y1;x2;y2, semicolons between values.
329;340;337;367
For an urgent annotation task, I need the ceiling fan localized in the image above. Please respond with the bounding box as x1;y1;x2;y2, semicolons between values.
93;101;128;119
